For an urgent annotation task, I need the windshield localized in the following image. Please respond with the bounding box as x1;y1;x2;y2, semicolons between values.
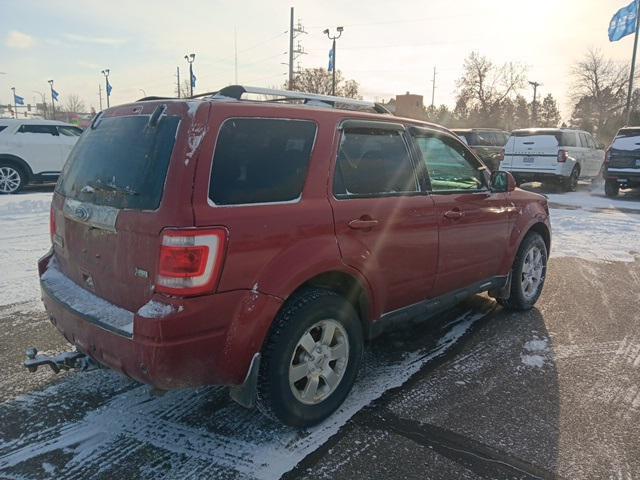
56;115;180;210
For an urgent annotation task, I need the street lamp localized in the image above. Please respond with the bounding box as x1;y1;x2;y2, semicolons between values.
323;26;343;96
101;69;111;108
184;53;195;97
47;79;55;120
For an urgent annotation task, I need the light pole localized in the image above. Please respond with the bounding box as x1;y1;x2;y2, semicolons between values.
10;87;17;118
48;79;55;120
323;26;343;96
184;53;195;97
101;69;111;108
528;80;541;126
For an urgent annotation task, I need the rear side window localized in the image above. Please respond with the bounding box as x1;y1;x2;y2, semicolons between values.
58;126;83;137
57;115;180;210
560;132;577;147
209;119;316;205
333;127;418;197
0;126;6;133
17;124;58;135
578;133;589;148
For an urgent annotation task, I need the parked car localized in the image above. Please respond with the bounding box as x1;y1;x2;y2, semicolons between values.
499;128;605;191
0;119;83;194
451;128;509;171
37;86;551;427
603;126;640;197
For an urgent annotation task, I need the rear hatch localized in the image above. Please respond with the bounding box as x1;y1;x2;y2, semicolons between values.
50;101;210;313
503;130;562;171
609;128;640;173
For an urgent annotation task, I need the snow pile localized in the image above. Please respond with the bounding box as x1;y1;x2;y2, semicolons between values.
546;188;640;213
41;259;133;335
136;300;175;319
521;337;550;369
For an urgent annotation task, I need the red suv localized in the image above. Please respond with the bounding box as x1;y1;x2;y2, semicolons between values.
38;86;550;427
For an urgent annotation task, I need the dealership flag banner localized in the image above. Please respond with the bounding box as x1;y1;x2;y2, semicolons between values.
13;93;24;105
609;0;639;41
52;89;59;101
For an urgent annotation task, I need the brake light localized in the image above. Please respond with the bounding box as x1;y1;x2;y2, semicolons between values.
557;149;568;163
49;206;56;243
156;228;227;297
604;148;611;165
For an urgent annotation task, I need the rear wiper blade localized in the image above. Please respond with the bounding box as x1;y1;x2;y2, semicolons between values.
87;181;138;196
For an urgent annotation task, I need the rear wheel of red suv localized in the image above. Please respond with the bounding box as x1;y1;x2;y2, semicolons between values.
498;232;548;311
256;288;363;427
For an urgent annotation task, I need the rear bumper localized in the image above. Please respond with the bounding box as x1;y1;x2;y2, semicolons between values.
502;171;564;182
38;251;283;389
605;168;640;185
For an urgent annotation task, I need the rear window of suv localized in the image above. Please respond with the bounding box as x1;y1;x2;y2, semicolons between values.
612;128;640;151
57;114;180;210
512;130;577;147
209;118;317;205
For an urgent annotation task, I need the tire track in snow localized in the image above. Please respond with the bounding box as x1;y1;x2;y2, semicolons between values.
0;308;490;480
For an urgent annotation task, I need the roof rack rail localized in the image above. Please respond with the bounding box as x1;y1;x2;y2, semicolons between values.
212;85;390;114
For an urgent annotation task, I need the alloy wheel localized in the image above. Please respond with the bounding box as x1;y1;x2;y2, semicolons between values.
0;166;22;194
521;246;545;300
288;319;349;405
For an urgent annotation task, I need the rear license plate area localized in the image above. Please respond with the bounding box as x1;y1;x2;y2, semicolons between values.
523;156;535;163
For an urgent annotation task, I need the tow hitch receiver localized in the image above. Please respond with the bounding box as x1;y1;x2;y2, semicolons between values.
24;348;98;374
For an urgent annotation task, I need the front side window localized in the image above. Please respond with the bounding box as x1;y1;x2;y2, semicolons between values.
17;124;58;136
334;127;418;197
579;133;589;148
413;132;486;192
209;118;316;205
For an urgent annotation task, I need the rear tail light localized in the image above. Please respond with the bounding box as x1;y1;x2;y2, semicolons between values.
156;228;227;297
557;149;568;163
604;148;611;165
49;206;56;243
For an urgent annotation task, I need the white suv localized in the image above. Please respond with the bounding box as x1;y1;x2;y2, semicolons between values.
0;119;83;194
499;128;605;191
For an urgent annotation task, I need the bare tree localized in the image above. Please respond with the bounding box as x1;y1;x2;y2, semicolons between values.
288;68;361;99
62;94;86;114
456;52;527;116
569;49;630;140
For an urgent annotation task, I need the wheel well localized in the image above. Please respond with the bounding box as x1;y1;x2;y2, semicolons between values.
527;222;551;253
0;155;32;180
294;271;372;340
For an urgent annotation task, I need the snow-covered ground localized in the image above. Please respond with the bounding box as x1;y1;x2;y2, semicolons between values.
0;187;638;310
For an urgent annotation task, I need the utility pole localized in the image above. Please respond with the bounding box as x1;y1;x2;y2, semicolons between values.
431;67;437;107
324;26;344;96
625;0;640;124
184;53;195;97
176;66;181;98
98;84;103;111
529;80;541;126
287;9;307;90
101;69;111;108
48;79;55;120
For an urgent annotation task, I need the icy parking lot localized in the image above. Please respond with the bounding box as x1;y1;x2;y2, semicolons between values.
1;184;639;479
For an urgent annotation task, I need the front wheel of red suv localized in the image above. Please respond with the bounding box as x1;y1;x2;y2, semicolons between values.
256;288;363;427
498;232;548;311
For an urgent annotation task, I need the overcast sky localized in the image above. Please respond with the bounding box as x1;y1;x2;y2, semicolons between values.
0;0;636;119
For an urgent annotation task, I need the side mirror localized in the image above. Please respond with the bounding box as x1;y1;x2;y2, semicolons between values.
490;171;516;193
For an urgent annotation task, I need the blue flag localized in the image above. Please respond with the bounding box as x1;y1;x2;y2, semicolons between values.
191;71;197;88
106;82;112;96
14;94;24;105
52;89;59;102
328;46;335;72
609;0;639;41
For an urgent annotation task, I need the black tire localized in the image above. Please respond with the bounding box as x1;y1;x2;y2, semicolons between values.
256;288;364;427
498;232;548;311
604;179;620;198
563;166;579;192
0;162;27;194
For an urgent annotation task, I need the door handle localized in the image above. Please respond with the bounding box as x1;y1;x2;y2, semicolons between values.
348;218;379;230
443;209;464;220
